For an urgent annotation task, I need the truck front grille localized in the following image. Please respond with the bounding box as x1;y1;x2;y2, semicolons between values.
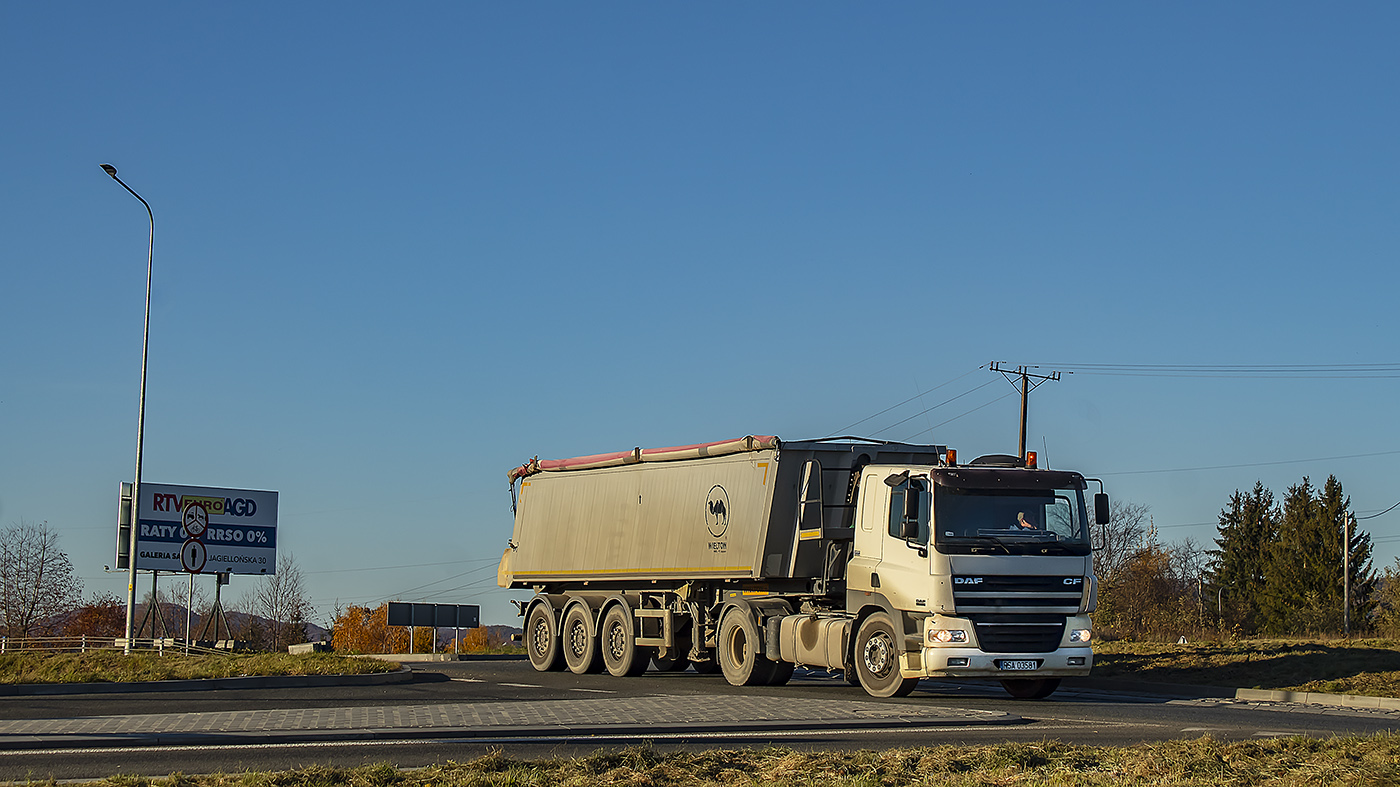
970;616;1066;653
952;574;1085;615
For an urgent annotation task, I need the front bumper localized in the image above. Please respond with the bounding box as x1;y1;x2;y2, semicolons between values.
912;645;1093;679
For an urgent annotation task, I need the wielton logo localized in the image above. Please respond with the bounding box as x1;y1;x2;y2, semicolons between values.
705;485;730;538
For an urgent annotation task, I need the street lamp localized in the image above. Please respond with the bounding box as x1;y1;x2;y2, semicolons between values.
100;163;154;655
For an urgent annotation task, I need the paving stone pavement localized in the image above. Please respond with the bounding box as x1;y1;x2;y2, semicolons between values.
0;695;1014;748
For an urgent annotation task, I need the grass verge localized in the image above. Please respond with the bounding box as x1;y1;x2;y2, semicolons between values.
1093;639;1400;697
67;737;1400;787
0;651;399;685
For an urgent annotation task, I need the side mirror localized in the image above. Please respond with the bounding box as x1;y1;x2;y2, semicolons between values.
900;480;923;541
1094;493;1110;525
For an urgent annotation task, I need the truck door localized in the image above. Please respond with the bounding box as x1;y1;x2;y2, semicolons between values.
878;476;930;612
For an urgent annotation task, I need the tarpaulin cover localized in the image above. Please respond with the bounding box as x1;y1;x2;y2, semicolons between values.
508;435;779;483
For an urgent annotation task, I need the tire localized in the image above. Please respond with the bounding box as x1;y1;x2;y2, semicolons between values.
653;629;692;672
766;659;795;686
561;604;603;674
1000;678;1061;700
690;654;720;674
854;613;919;698
524;603;564;672
717;608;781;686
600;604;652;677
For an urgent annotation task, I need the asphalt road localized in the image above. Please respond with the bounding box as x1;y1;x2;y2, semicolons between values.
2;659;1398;781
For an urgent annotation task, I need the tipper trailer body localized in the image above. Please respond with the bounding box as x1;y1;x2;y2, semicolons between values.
498;435;1107;698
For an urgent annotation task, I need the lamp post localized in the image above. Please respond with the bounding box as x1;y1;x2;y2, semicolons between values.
100;164;154;655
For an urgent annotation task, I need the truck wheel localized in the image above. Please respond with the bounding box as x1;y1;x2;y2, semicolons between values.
690;654;720;674
717;609;780;686
600;605;652;677
854;613;919;698
561;605;603;674
525;603;564;672
766;659;795;686
1000;678;1060;700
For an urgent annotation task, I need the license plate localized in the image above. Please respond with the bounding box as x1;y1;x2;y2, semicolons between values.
998;660;1038;671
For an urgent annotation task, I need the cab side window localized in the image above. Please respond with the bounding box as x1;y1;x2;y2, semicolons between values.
887;481;930;544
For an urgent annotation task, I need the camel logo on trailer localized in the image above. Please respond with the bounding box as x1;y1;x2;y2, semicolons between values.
705;485;730;538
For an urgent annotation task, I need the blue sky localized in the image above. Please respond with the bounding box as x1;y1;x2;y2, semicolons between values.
3;4;1397;626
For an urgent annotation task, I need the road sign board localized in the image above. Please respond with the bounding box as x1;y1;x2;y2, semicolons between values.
387;602;479;629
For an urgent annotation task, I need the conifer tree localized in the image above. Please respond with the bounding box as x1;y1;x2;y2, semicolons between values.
1208;482;1277;633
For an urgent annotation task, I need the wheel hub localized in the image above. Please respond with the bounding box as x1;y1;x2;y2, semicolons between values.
863;633;893;677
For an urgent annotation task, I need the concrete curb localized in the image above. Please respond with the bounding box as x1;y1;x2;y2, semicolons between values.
1068;677;1400;712
0;713;1025;751
0;665;413;696
1235;688;1400;711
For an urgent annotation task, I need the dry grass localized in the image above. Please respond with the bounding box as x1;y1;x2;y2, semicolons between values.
0;651;399;685
1093;638;1400;696
56;737;1400;786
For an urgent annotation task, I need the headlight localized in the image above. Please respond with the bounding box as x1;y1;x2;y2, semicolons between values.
1069;628;1092;643
929;629;968;644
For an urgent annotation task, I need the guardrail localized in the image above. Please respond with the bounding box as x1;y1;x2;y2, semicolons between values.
0;636;236;656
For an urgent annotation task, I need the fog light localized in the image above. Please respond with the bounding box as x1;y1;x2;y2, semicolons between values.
930;629;968;643
947;657;970;667
1068;657;1086;666
1069;629;1092;643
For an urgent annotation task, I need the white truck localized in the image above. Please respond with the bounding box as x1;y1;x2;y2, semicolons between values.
497;435;1108;699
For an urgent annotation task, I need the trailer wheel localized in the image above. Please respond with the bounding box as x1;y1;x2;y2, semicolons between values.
653;628;692;672
1000;678;1060;700
561;604;603;674
600;605;652;677
854;613;919;698
525;603;564;672
717;608;780;686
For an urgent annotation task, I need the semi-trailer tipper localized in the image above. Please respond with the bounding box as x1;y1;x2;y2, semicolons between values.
498;435;1108;699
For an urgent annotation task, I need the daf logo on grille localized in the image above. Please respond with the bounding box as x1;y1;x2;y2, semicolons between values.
1064;577;1083;585
953;577;983;585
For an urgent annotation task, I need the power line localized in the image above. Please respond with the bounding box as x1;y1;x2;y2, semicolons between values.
304;557;497;575
1037;362;1400;379
867;380;998;437
378;557;498;599
831;367;984;435
905;391;1018;441
1098;449;1400;477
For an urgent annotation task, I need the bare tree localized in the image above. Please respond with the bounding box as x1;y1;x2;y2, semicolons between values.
250;554;313;650
0;521;82;638
1092;501;1154;587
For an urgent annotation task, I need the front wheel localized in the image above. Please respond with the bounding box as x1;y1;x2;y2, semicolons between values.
1000;678;1060;699
854;613;919;698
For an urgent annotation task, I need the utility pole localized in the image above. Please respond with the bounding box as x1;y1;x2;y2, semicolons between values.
989;362;1062;460
1344;512;1352;639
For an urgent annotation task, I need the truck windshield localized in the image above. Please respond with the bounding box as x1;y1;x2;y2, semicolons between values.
933;486;1091;556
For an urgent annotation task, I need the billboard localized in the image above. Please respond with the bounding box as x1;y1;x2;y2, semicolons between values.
128;482;278;575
